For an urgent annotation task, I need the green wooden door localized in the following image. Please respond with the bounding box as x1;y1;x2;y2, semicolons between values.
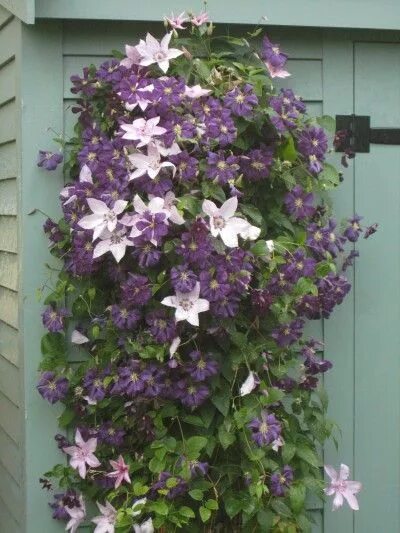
324;41;400;533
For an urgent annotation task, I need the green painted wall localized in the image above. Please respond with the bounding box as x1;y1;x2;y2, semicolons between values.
1;15;400;533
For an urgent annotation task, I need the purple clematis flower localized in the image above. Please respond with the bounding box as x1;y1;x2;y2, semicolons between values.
284;185;315;220
270;465;294;496
224;84;258;117
37;372;69;404
37;150;63;171
42;306;70;333
248;411;282;447
185;350;218;381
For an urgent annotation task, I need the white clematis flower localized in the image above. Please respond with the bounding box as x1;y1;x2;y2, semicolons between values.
93;228;133;263
133;518;154;533
61;164;93;206
239;371;258;396
121;117;167;148
162;282;209;326
128;143;175;180
71;330;89;344
135;32;183;73
160;191;185;225
202;196;260;248
78;198;128;241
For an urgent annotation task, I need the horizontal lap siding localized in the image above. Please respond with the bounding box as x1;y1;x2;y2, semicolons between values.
0;9;22;533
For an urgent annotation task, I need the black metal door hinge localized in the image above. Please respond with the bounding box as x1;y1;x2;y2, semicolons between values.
335;114;400;153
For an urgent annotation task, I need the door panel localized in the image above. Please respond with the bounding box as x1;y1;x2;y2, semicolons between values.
353;42;400;533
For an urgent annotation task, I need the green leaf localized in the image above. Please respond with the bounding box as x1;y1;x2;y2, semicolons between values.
194;58;212;80
201;181;226;203
218;425;236;450
251;240;268;257
178;195;201;217
224;496;243;519
279;135;298;162
271;499;292;518
240;204;264;226
211;388;230;417
205;499;219;511
41;332;66;358
316;115;336;134
186;436;208;459
199;506;211;522
179;506;195;518
149;456;165;473
189;489;204;501
289;484;306;514
149;500;169;516
257;509;274;529
296;444;322;468
319;163;340;188
58;408;75;428
282;442;296;463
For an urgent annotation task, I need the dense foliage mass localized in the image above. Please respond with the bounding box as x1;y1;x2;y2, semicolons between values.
37;12;368;532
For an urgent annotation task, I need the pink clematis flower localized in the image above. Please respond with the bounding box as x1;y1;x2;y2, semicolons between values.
191;12;210;26
106;455;131;488
78;198;128;241
93;227;133;263
164;11;189;30
121;117;167;148
271;436;284;452
135;32;183;73
265;61;291;78
202;196;260;248
162;282;209;326
128;143;175;180
64;429;101;479
120;44;142;69
65;495;86;533
184;84;212;99
92;501;117;533
324;464;362;511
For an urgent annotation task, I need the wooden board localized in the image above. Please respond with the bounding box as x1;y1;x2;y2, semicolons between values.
0;141;18;180
0;215;18;253
0;251;18;291
0;287;18;328
0;179;17;215
0;320;19;366
34;0;400;31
